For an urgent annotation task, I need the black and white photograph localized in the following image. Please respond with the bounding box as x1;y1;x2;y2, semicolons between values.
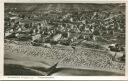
4;2;126;76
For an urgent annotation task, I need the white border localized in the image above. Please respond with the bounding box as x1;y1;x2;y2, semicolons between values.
0;0;128;80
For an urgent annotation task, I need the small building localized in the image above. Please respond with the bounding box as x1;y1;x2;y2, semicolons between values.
32;34;41;41
53;34;62;42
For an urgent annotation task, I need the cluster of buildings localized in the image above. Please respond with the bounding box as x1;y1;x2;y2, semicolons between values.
4;8;125;46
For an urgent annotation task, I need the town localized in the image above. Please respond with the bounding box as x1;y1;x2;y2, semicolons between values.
4;3;125;76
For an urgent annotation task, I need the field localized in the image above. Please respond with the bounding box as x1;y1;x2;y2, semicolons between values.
4;40;125;75
57;48;125;74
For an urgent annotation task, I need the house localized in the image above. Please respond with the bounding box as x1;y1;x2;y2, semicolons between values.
53;33;62;42
32;34;41;41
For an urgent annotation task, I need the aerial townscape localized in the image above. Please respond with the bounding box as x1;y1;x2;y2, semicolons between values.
4;3;125;76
